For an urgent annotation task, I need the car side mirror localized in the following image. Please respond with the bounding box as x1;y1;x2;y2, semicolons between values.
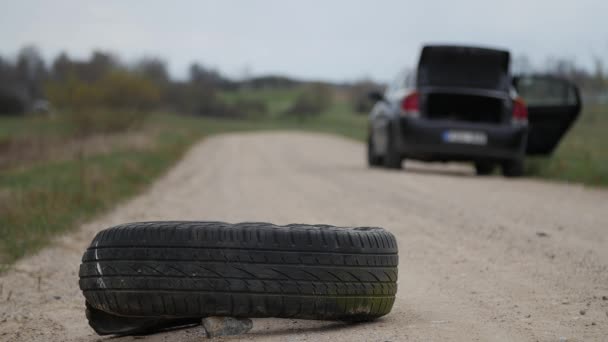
368;91;385;103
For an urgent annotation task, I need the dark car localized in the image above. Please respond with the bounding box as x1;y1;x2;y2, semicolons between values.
367;45;581;177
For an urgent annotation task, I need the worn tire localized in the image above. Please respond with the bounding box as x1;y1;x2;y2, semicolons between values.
79;222;398;333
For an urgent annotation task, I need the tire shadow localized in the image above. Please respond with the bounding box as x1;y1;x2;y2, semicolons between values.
246;319;377;338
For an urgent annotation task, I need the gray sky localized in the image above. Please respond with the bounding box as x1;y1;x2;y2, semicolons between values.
1;0;607;82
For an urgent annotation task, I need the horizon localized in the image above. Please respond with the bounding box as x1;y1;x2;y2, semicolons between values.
2;0;607;82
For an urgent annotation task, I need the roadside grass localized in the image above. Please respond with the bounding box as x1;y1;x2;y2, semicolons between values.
0;115;191;268
0;104;365;269
526;104;608;186
0;114;72;140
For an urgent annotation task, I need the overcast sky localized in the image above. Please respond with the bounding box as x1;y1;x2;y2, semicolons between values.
1;0;607;82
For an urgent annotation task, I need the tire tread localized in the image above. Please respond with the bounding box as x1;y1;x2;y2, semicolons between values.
79;222;398;321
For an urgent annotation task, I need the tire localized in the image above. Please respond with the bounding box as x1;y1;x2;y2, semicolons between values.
383;128;402;169
367;135;382;167
501;159;524;177
79;222;398;334
474;161;495;176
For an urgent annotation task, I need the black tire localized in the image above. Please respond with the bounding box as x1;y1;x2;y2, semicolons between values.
474;161;495;176
383;128;402;169
367;135;382;167
79;222;398;334
501;159;524;177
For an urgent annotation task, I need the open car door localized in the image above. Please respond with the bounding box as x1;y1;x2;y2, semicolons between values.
513;75;582;155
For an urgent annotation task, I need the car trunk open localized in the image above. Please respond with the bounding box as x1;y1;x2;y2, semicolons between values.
417;45;511;124
424;93;505;123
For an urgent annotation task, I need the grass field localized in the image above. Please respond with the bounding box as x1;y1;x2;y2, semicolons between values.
526;104;608;185
0;89;605;269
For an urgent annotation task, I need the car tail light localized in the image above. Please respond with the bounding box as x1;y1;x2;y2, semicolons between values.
512;96;528;124
401;91;420;117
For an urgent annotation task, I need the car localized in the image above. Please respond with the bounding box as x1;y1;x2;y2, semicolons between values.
367;45;582;177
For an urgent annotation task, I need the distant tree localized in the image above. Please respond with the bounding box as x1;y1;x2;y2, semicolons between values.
0;56;17;83
189;63;222;86
0;56;26;114
51;52;73;81
15;45;47;99
50;50;119;82
592;56;606;90
244;75;300;89
135;57;169;85
83;51;119;81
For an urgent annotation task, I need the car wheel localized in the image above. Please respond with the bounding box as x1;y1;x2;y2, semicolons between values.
79;222;399;335
367;135;382;167
474;161;495;176
383;129;402;169
501;159;524;177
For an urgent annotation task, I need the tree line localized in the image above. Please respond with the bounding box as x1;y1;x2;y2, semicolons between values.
1;45;605;117
0;45;305;117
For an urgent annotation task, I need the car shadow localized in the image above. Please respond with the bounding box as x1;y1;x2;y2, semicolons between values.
401;163;476;178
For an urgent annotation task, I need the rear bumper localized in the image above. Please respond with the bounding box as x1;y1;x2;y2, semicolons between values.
395;117;527;161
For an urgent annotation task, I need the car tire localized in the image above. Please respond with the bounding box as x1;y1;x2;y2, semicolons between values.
367;135;383;167
383;128;402;169
474;161;495;176
79;222;399;335
501;159;524;177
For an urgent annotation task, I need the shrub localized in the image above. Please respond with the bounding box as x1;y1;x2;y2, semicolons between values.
45;71;161;135
284;83;333;120
349;81;382;114
233;98;267;118
62;108;150;136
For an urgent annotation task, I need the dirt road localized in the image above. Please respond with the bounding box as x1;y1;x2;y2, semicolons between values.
1;132;607;341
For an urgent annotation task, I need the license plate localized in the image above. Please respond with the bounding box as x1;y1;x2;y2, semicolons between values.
442;130;487;145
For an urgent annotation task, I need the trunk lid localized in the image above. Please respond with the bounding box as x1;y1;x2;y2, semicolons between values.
417;45;511;92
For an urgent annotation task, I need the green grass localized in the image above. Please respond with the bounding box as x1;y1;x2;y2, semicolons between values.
219;87;302;117
526;104;608;186
218;87;368;140
0;115;186;268
0;101;365;269
0;114;72;140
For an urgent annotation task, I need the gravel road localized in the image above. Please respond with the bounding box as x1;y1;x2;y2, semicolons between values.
1;132;607;341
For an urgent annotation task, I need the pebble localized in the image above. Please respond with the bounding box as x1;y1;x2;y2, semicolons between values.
201;316;253;338
579;309;586;315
